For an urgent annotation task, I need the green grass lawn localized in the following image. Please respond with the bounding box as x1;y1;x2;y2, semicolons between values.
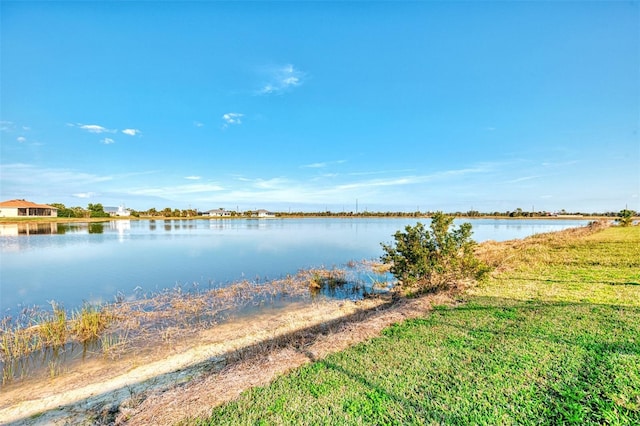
193;226;640;425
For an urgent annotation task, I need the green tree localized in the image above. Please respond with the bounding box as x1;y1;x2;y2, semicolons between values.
50;203;78;218
381;212;488;294
509;207;524;217
87;203;110;218
616;209;635;227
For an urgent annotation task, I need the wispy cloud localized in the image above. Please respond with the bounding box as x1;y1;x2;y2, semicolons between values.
184;176;201;180
258;64;305;95
303;162;328;169
333;165;494;192
73;192;98;199
253;177;289;189
348;168;415;177
17;136;26;143
128;182;225;197
193;121;204;128
0;163;114;201
101;137;115;145
211;165;497;208
122;128;141;136
541;160;579;167
508;175;542;183
1;121;15;132
222;113;243;128
1;163;114;186
75;124;116;134
301;160;346;169
67;123;140;137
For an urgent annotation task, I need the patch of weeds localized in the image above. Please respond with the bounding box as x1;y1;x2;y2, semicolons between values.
343;388;399;425
71;304;113;343
493;307;519;320
307;268;348;291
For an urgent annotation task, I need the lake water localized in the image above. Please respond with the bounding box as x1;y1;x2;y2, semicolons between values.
0;218;590;316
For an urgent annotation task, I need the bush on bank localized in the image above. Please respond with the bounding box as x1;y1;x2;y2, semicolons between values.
381;212;489;294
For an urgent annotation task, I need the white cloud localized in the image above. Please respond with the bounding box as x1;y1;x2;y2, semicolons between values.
128;182;225;197
73;192;98;199
541;160;579;167
4;163;109;181
101;138;115;145
258;64;305;95
1;121;15;132
302;160;346;169
222;113;243;128
122;128;141;136
0;163;118;202
253;177;289;189
17;136;26;143
508;175;542;183
184;176;201;180
193;121;204;128
303;162;328;169
78;124;115;134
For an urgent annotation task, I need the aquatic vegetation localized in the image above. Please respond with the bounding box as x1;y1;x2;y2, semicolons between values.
0;264;391;385
71;304;114;343
307;268;348;290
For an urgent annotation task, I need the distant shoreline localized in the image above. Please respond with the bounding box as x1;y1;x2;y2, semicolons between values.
0;214;612;225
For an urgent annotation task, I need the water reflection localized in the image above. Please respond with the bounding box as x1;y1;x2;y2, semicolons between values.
88;223;104;234
0;218;592;316
110;220;130;242
0;223;60;236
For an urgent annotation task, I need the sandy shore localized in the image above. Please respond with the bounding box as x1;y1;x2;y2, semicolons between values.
0;292;450;425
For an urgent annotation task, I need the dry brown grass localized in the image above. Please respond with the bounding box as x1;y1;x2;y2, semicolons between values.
117;292;454;426
474;219;611;275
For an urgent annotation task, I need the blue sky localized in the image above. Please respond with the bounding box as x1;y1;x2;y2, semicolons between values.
1;1;638;213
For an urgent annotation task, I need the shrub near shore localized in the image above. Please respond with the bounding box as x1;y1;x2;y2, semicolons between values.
195;224;640;425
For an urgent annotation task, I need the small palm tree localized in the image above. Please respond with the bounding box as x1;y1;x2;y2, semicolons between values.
616;209;635;227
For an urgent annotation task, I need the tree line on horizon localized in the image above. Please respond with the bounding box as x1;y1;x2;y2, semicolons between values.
48;203;636;220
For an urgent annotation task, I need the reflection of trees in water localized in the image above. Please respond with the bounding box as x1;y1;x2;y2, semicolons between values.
88;223;104;234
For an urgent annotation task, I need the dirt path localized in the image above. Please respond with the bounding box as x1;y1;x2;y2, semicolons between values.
1;293;450;425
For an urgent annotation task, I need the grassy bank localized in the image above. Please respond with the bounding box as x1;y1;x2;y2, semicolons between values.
193;225;640;425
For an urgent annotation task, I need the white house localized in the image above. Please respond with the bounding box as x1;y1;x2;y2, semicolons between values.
105;205;131;217
0;199;58;218
204;208;232;217
255;209;276;218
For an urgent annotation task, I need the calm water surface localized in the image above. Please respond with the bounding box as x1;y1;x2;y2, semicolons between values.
0;218;589;316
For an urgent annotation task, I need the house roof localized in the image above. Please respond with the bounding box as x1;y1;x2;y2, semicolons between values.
0;199;58;209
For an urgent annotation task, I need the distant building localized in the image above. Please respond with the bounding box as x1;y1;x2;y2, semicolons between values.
255;209;276;218
104;205;131;217
203;208;232;217
0;199;58;218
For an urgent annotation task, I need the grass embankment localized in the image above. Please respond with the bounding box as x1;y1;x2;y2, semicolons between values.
193;225;640;425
